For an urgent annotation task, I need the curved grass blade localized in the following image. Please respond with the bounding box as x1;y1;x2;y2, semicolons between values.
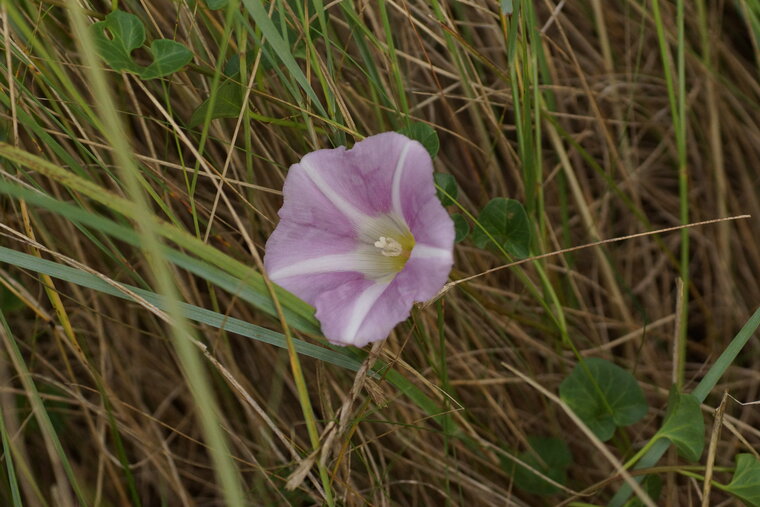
610;306;760;506
0;311;87;505
239;0;326;117
0;144;317;331
0;246;363;372
0;173;462;443
0;402;23;506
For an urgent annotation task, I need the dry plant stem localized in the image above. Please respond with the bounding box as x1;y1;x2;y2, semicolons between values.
577;314;676;356
543;62;634;328
2;4;17;144
202;34;266;243
672;277;685;388
701;391;728;507
697;0;731;322
2;0;758;503
0;222;326;498
286;340;385;490
0;316;76;507
432;214;750;303
322;340;385;467
501;362;657;507
130;79;334;502
63;3;247;504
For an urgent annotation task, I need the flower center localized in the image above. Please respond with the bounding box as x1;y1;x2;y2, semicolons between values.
358;213;416;278
374;236;403;257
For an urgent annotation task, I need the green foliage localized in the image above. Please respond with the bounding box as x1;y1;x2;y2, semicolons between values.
654;389;704;462
724;454;760;506
511;436;572;495
224;52;255;76
452;214;469;243
434;173;457;206
0;285;23;313
189;80;244;127
398;122;440;158
559;358;648;441
610;308;760;506
623;475;663;507
205;0;229;9
471;198;531;259
240;0;326;116
90;10;192;80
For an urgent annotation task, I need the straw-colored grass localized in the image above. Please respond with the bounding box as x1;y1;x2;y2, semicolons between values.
0;0;758;505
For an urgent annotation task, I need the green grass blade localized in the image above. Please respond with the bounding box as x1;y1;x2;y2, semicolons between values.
63;2;247;502
239;0;326;117
0;245;362;372
0;144;317;331
0;400;23;506
610;306;760;506
0;311;87;504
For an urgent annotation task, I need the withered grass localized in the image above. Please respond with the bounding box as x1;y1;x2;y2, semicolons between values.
0;0;758;505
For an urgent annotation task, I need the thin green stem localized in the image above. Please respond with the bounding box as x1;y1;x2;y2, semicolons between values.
652;0;689;390
63;3;246;504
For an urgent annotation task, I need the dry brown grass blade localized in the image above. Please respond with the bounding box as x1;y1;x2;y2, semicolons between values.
428;214;751;305
3;0;759;503
502;362;657;507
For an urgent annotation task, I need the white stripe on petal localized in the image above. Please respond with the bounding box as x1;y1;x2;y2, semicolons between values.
391;141;412;218
301;160;370;226
269;249;399;281
411;244;453;261
342;281;391;343
269;253;363;280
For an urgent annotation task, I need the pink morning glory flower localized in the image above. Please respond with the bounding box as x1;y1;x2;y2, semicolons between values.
263;132;455;347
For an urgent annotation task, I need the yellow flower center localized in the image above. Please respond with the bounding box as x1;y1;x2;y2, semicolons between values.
372;229;414;273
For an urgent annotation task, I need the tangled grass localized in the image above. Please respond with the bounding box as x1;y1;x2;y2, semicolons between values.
0;0;758;505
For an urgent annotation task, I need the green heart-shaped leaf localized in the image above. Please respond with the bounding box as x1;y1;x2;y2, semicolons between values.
91;10;192;80
91;10;144;74
398;122;439;158
141;40;194;80
724;454;760;506
189;80;244;128
472;197;531;259
559;358;648;441
511;436;572;495
655;389;704;462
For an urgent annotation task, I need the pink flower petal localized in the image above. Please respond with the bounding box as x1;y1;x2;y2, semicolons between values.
297;132;416;218
263;132;455;347
351;255;453;346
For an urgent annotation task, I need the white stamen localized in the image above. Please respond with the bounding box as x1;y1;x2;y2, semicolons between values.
374;236;403;257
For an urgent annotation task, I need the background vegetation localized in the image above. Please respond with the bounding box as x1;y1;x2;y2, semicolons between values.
0;0;759;505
